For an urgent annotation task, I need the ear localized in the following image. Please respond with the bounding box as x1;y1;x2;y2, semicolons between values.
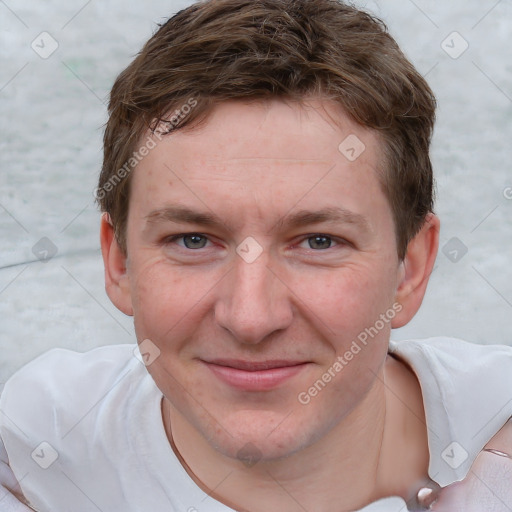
100;213;133;316
391;213;440;328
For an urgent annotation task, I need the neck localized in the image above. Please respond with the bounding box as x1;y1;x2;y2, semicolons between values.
162;355;429;512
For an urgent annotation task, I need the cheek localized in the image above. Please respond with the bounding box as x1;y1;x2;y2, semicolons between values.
288;260;397;401
129;259;215;400
296;266;393;424
129;257;215;343
288;261;398;342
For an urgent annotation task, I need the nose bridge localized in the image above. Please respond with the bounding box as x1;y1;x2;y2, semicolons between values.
215;252;292;344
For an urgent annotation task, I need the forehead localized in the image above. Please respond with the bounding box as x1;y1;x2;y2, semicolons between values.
150;98;382;163
129;98;390;229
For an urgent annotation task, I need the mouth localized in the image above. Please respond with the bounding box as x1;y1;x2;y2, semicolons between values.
201;359;310;391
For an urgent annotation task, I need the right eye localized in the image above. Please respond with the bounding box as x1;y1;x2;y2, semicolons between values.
164;233;211;250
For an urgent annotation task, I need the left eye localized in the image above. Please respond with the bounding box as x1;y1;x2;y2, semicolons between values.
299;235;338;250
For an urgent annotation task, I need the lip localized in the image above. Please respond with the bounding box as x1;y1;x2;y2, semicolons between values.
202;359;310;391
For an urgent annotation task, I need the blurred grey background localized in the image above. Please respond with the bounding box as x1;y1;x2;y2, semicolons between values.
1;0;511;390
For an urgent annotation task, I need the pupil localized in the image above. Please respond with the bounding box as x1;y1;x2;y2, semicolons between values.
184;235;206;249
309;236;331;250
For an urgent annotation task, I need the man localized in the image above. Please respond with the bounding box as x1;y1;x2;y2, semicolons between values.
1;1;511;510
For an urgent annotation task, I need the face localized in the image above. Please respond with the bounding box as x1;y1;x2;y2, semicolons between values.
118;98;406;461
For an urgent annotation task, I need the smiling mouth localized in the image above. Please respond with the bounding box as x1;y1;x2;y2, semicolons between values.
201;359;310;391
206;359;307;371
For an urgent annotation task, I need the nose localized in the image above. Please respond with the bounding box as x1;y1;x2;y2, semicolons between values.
214;252;293;345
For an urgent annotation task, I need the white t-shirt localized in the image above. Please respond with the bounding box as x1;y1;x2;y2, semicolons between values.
1;337;511;512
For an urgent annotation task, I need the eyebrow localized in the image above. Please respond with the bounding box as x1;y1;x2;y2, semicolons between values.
275;207;370;233
145;206;220;227
144;205;370;233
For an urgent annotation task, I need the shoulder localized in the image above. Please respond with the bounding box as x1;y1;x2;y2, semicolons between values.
0;344;163;511
0;344;145;445
389;337;512;487
388;336;512;409
1;344;139;404
389;335;512;362
389;336;512;390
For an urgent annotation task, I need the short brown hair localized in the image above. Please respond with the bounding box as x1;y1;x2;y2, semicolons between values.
98;0;436;259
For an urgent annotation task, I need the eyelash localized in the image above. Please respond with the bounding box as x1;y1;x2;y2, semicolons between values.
162;233;348;252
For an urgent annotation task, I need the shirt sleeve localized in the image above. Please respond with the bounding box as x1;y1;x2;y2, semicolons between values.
0;437;35;511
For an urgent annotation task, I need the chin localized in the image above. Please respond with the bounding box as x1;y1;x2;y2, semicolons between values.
205;408;330;463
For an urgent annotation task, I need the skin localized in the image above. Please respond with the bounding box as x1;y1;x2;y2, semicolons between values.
433;448;512;511
101;97;442;511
